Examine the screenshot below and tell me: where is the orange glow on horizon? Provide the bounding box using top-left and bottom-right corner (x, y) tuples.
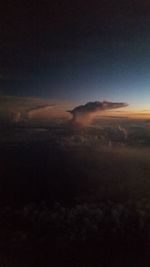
(96, 108), (150, 119)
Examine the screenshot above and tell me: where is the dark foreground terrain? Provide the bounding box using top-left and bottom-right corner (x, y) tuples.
(1, 125), (150, 266)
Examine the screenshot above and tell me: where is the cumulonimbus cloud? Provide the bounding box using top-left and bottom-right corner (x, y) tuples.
(68, 101), (128, 125)
(11, 105), (55, 122)
(0, 95), (70, 126)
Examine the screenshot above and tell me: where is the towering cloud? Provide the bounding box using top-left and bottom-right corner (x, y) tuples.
(68, 101), (128, 125)
(11, 105), (55, 123)
(0, 95), (71, 126)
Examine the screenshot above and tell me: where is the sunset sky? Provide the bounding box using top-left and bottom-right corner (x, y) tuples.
(0, 0), (150, 119)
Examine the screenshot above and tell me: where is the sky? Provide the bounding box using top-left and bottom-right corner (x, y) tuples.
(0, 0), (150, 114)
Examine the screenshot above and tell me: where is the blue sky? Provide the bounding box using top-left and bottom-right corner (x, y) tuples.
(1, 0), (150, 112)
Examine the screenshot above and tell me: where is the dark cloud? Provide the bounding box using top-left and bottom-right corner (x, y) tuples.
(68, 101), (128, 125)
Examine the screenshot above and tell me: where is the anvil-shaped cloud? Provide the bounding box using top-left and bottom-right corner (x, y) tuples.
(14, 104), (56, 122)
(68, 101), (128, 125)
(0, 95), (71, 126)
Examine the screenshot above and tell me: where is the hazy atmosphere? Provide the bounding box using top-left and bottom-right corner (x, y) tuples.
(1, 1), (150, 267)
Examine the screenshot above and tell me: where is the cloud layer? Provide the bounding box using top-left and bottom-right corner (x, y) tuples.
(0, 96), (128, 127)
